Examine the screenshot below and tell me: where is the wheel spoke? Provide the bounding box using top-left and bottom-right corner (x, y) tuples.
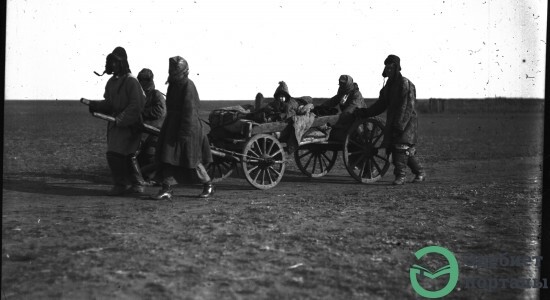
(266, 167), (274, 184)
(261, 138), (267, 155)
(298, 149), (312, 159)
(374, 153), (390, 163)
(365, 158), (373, 178)
(350, 154), (366, 170)
(359, 158), (367, 177)
(311, 154), (318, 174)
(373, 132), (383, 144)
(268, 166), (281, 177)
(267, 140), (275, 155)
(318, 154), (325, 173)
(248, 164), (260, 174)
(321, 152), (331, 164)
(271, 149), (283, 158)
(303, 152), (314, 169)
(350, 139), (366, 149)
(349, 150), (364, 156)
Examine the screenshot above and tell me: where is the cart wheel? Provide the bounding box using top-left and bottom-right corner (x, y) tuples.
(343, 117), (390, 183)
(207, 155), (236, 183)
(242, 134), (286, 190)
(294, 145), (337, 177)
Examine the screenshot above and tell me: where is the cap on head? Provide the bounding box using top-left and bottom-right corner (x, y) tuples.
(384, 54), (401, 71)
(274, 81), (290, 99)
(138, 68), (154, 81)
(111, 47), (128, 61)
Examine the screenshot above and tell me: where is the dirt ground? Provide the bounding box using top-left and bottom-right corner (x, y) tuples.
(2, 101), (544, 299)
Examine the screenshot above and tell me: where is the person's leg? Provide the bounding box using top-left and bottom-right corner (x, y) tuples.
(392, 145), (408, 185)
(106, 151), (129, 196)
(138, 136), (158, 182)
(407, 146), (426, 183)
(151, 163), (177, 200)
(196, 163), (214, 198)
(127, 154), (145, 193)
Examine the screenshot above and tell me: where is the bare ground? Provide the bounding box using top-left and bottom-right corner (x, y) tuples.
(2, 102), (544, 299)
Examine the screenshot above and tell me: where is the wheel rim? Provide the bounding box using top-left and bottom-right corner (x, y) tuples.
(242, 134), (286, 189)
(344, 118), (390, 183)
(206, 155), (236, 183)
(294, 145), (337, 178)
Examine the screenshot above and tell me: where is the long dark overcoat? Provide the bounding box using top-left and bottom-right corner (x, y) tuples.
(94, 73), (146, 155)
(365, 74), (418, 146)
(156, 77), (212, 168)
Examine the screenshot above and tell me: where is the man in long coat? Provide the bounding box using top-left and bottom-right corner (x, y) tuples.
(89, 47), (147, 195)
(136, 68), (166, 184)
(152, 56), (214, 200)
(355, 55), (426, 185)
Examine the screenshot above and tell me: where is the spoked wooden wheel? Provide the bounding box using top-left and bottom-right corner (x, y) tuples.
(206, 155), (236, 183)
(294, 144), (338, 178)
(242, 134), (286, 190)
(343, 117), (391, 183)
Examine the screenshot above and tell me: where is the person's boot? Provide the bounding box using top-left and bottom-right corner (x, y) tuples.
(151, 184), (173, 200)
(392, 150), (408, 185)
(106, 152), (129, 196)
(199, 182), (215, 198)
(407, 150), (426, 183)
(127, 155), (145, 194)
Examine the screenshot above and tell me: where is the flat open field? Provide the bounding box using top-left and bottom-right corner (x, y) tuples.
(2, 100), (544, 299)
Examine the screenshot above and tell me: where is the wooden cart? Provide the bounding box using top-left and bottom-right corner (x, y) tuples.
(206, 115), (391, 190)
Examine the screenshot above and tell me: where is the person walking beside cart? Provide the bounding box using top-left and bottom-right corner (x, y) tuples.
(354, 54), (426, 185)
(136, 68), (166, 185)
(152, 56), (214, 200)
(88, 46), (147, 196)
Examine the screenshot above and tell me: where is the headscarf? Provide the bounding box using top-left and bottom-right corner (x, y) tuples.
(166, 56), (189, 84)
(137, 68), (155, 93)
(337, 75), (354, 96)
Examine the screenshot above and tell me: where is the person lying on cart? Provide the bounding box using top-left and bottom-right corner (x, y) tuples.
(250, 81), (313, 123)
(313, 75), (367, 141)
(136, 68), (166, 185)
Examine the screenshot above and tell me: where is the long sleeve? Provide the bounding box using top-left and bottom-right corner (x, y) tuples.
(393, 79), (415, 131)
(115, 77), (146, 127)
(143, 91), (166, 121)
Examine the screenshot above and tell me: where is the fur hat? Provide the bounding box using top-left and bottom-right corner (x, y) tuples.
(274, 81), (290, 99)
(384, 54), (401, 71)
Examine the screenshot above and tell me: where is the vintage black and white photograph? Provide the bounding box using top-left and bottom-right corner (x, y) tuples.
(2, 0), (547, 299)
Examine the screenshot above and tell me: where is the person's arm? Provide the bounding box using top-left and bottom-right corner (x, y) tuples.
(320, 95), (339, 108)
(114, 76), (146, 127)
(354, 89), (389, 118)
(180, 81), (197, 135)
(89, 79), (113, 114)
(143, 90), (166, 121)
(393, 79), (415, 131)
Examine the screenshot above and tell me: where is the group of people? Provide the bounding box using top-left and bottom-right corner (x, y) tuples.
(88, 47), (426, 201)
(88, 47), (214, 200)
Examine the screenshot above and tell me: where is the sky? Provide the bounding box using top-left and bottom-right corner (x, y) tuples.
(4, 0), (547, 100)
